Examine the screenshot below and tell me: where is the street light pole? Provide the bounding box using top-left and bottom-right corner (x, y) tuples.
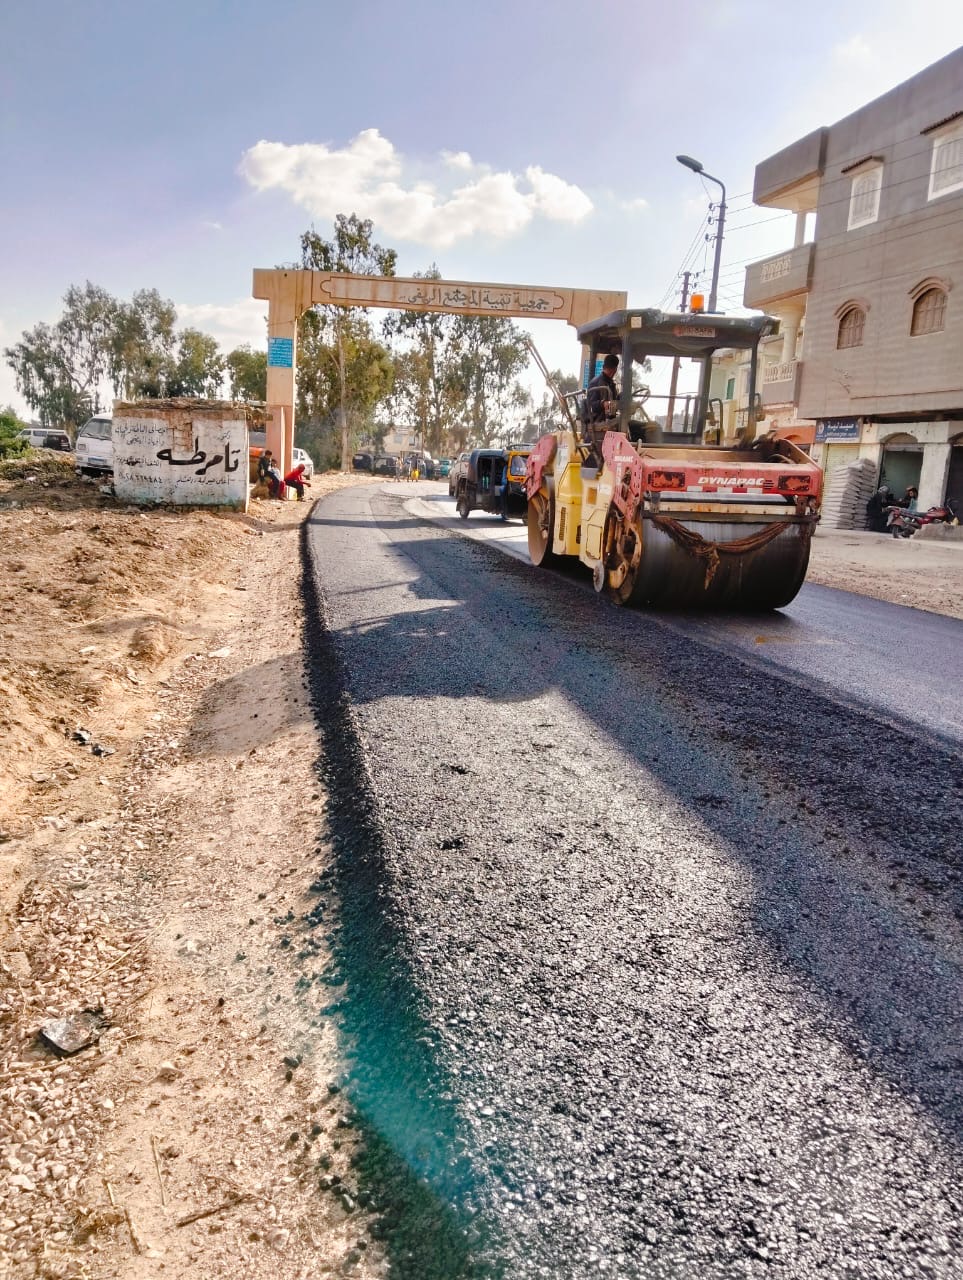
(677, 155), (728, 434)
(676, 154), (727, 312)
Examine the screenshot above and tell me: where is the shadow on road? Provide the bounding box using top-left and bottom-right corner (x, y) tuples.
(309, 496), (963, 1143)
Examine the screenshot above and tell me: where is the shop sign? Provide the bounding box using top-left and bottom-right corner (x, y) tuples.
(815, 417), (859, 442)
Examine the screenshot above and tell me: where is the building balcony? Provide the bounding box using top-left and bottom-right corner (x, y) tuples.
(753, 127), (826, 211)
(760, 358), (802, 407)
(743, 243), (814, 309)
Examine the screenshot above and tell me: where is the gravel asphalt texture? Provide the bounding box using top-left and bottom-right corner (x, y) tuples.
(302, 484), (963, 1280)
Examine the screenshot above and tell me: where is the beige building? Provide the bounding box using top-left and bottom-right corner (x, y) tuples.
(732, 47), (963, 509)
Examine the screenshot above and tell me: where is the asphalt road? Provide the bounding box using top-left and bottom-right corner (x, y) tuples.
(303, 483), (963, 1280)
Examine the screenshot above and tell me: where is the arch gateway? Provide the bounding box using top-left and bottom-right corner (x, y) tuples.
(251, 269), (628, 471)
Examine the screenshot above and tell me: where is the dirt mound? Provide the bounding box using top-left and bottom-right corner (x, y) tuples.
(0, 468), (258, 844)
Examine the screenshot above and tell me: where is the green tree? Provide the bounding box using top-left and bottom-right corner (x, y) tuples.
(5, 282), (118, 428)
(0, 406), (29, 459)
(445, 315), (529, 447)
(299, 215), (398, 469)
(109, 288), (177, 398)
(225, 344), (267, 401)
(382, 266), (460, 456)
(521, 367), (581, 437)
(167, 328), (225, 397)
(297, 307), (394, 467)
(5, 283), (227, 421)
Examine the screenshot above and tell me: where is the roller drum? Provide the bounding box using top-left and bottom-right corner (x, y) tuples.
(627, 516), (814, 611)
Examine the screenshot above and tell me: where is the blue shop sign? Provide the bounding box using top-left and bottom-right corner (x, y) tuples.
(582, 356), (607, 388)
(267, 337), (294, 368)
(815, 417), (859, 442)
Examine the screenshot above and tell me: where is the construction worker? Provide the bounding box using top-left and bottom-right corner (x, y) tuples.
(583, 354), (619, 460)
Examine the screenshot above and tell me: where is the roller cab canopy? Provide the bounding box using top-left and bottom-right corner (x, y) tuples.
(577, 309), (778, 361)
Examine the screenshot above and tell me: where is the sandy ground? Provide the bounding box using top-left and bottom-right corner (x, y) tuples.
(0, 459), (385, 1280)
(0, 462), (960, 1279)
(808, 525), (963, 619)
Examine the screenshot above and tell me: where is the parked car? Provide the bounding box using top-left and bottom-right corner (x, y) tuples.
(16, 427), (72, 452)
(448, 452), (470, 497)
(374, 454), (399, 476)
(352, 451), (374, 472)
(450, 446), (531, 521)
(437, 457), (452, 478)
(292, 447), (314, 480)
(74, 415), (113, 476)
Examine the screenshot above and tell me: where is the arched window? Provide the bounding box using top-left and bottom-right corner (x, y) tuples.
(911, 287), (947, 335)
(847, 164), (883, 229)
(836, 306), (865, 349)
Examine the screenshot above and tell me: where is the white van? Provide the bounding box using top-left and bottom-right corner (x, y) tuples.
(74, 415), (113, 476)
(16, 426), (72, 452)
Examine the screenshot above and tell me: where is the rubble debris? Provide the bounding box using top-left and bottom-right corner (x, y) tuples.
(38, 1008), (108, 1056)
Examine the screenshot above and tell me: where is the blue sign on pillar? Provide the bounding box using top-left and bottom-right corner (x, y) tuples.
(582, 357), (606, 388)
(267, 337), (294, 368)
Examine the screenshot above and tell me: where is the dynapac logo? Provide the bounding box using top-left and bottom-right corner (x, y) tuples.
(698, 475), (765, 485)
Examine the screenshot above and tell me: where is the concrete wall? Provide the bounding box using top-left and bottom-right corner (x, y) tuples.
(796, 49), (963, 420)
(113, 407), (249, 508)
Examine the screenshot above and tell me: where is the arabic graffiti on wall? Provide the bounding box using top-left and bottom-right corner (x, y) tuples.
(113, 415), (248, 508)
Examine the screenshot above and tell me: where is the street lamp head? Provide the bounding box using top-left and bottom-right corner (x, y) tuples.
(676, 154), (704, 174)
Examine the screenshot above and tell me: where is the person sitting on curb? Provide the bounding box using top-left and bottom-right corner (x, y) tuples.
(283, 462), (311, 501)
(256, 449), (274, 494)
(257, 449), (286, 499)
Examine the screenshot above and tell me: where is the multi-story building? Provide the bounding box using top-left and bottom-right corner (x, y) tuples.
(734, 47), (963, 509)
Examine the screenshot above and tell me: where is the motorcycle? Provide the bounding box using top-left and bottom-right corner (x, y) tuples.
(887, 497), (958, 538)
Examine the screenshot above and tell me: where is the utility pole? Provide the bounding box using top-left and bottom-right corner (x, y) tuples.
(665, 270), (692, 432)
(676, 156), (728, 433)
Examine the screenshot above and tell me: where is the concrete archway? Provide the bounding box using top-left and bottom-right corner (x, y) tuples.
(251, 268), (627, 471)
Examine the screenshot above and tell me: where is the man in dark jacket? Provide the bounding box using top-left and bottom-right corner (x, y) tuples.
(257, 449), (284, 498)
(582, 354), (619, 459)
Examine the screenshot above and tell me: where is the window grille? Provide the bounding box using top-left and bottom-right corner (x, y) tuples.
(836, 307), (865, 349)
(929, 125), (963, 200)
(847, 166), (882, 229)
(911, 288), (947, 335)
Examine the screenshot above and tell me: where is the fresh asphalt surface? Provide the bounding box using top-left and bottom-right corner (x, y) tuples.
(304, 483), (963, 1279)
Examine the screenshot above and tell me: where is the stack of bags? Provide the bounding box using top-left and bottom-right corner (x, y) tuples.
(819, 457), (878, 529)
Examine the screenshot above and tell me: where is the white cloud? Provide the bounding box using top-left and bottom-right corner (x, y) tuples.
(525, 166), (593, 222)
(832, 34), (874, 67)
(620, 197), (650, 213)
(441, 149), (474, 171)
(175, 297), (267, 350)
(201, 219), (224, 232)
(238, 128), (593, 249)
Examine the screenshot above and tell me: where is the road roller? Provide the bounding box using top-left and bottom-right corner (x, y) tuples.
(525, 309), (822, 609)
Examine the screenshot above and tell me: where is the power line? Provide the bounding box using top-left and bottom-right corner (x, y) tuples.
(724, 212), (796, 232)
(658, 214), (710, 307)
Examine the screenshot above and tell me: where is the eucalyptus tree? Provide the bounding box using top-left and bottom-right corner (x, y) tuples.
(298, 215), (398, 469)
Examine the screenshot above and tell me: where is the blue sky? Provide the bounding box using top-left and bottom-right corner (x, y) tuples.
(2, 1), (962, 416)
